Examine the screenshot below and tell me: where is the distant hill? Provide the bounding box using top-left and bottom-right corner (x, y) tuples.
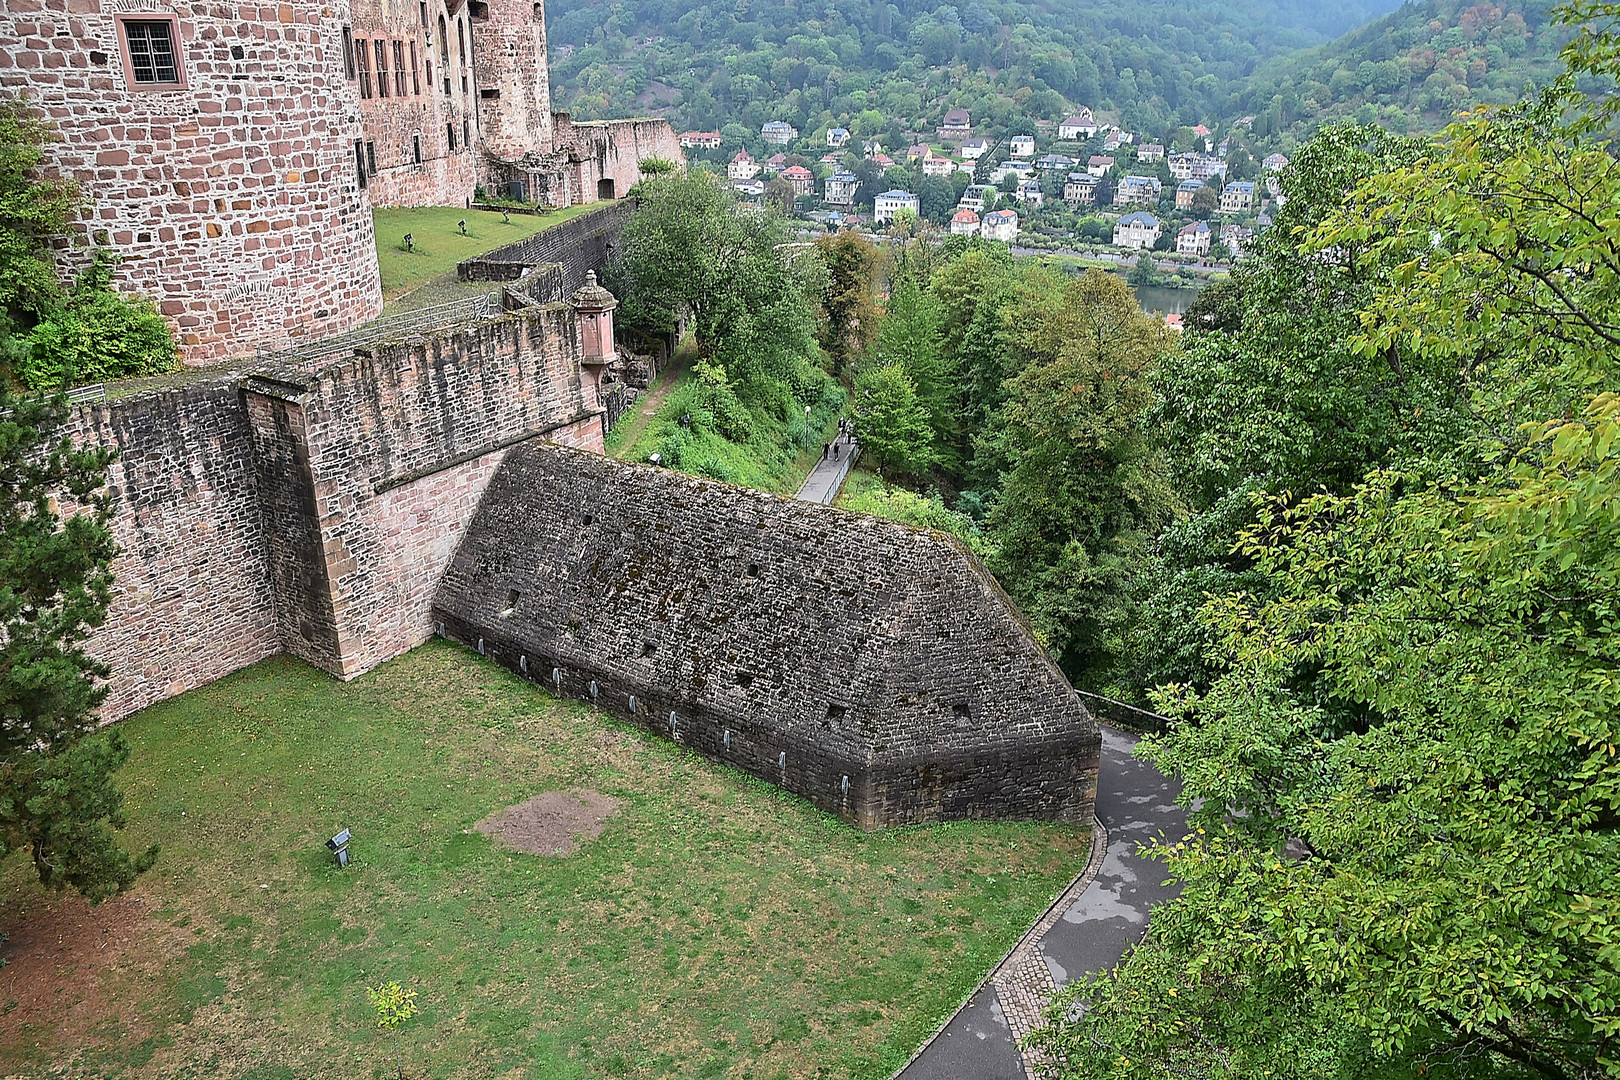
(544, 0), (1408, 146)
(1226, 0), (1568, 141)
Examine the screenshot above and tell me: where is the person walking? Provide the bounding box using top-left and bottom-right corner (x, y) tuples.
(822, 443), (829, 460)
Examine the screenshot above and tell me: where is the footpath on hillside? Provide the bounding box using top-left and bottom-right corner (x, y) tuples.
(795, 428), (859, 503)
(896, 726), (1187, 1080)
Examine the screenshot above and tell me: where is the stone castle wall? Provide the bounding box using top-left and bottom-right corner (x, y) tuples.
(434, 444), (1102, 830)
(78, 301), (603, 721)
(352, 0), (478, 207)
(457, 200), (631, 296)
(0, 0), (384, 364)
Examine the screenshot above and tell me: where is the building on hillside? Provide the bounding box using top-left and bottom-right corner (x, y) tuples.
(1255, 209), (1274, 230)
(1059, 110), (1098, 139)
(862, 138), (883, 159)
(940, 109), (972, 138)
(1263, 152), (1290, 171)
(873, 189), (920, 224)
(827, 128), (851, 147)
(992, 160), (1034, 184)
(763, 153), (787, 174)
(950, 208), (981, 236)
(1015, 179), (1044, 207)
(981, 209), (1019, 242)
(0, 0), (683, 365)
(761, 121), (799, 145)
(873, 153), (897, 167)
(1009, 134), (1036, 158)
(1169, 153), (1227, 182)
(1088, 155), (1116, 178)
(961, 137), (990, 160)
(732, 178), (766, 203)
(780, 165), (816, 196)
(922, 154), (957, 178)
(1113, 175), (1163, 207)
(824, 171), (859, 206)
(1220, 222), (1253, 256)
(1036, 153), (1075, 172)
(1063, 173), (1101, 205)
(958, 184), (997, 212)
(1102, 132), (1125, 153)
(1220, 180), (1256, 213)
(1176, 179), (1206, 209)
(1139, 143), (1166, 162)
(907, 144), (931, 163)
(680, 131), (723, 149)
(1176, 220), (1211, 256)
(1113, 211), (1162, 249)
(729, 152), (761, 180)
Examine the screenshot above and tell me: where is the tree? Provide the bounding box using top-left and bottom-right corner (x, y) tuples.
(814, 231), (881, 379)
(764, 175), (796, 215)
(1189, 182), (1218, 218)
(367, 981), (419, 1080)
(1033, 397), (1620, 1079)
(0, 95), (76, 318)
(980, 269), (1175, 683)
(0, 384), (159, 901)
(852, 363), (937, 477)
(613, 171), (819, 392)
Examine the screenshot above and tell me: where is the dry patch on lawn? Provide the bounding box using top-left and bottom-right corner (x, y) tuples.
(475, 789), (623, 856)
(0, 892), (168, 1049)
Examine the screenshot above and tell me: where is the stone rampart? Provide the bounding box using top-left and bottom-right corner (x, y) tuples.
(79, 301), (603, 721)
(433, 443), (1102, 830)
(456, 200), (632, 294)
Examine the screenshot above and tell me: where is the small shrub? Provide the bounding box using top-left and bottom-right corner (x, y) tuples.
(19, 256), (177, 390)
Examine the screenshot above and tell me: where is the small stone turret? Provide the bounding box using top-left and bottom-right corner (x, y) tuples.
(568, 269), (617, 404)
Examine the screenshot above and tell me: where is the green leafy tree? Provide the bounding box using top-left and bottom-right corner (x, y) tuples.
(0, 95), (76, 318)
(852, 363), (937, 478)
(367, 981), (419, 1080)
(980, 268), (1175, 683)
(0, 385), (159, 901)
(814, 231), (881, 379)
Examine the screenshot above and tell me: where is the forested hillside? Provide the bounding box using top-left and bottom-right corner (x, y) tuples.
(1229, 0), (1567, 139)
(545, 0), (1404, 141)
(545, 0), (1568, 147)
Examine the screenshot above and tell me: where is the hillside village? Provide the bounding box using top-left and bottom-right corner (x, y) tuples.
(680, 104), (1285, 278)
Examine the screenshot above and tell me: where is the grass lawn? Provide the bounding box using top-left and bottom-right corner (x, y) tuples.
(0, 643), (1089, 1080)
(372, 204), (607, 300)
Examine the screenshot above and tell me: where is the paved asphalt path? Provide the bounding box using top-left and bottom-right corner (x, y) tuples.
(795, 432), (858, 504)
(898, 725), (1187, 1080)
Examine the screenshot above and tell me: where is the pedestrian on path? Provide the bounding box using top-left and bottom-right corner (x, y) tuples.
(822, 443), (829, 460)
(833, 443), (840, 460)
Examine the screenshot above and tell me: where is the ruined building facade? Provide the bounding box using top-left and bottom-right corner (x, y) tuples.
(0, 0), (681, 363)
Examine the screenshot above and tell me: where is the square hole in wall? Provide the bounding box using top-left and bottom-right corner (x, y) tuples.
(952, 701), (971, 718)
(641, 641), (656, 657)
(747, 563), (760, 578)
(582, 513), (594, 525)
(736, 672), (754, 688)
(230, 44), (244, 59)
(826, 704), (847, 721)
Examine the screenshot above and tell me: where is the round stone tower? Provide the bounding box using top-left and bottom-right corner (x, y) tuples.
(0, 0), (384, 364)
(471, 0), (554, 167)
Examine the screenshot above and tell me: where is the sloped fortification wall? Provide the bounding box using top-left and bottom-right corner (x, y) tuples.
(456, 201), (632, 291)
(433, 443), (1101, 830)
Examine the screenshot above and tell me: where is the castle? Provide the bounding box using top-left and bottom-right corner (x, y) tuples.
(0, 0), (682, 364)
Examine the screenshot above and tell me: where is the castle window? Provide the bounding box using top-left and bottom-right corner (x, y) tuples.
(118, 17), (183, 87)
(468, 0), (489, 19)
(446, 123), (456, 151)
(341, 27), (356, 78)
(409, 41), (420, 95)
(356, 37), (372, 98)
(393, 41), (407, 95)
(354, 141), (367, 188)
(374, 39), (389, 97)
(457, 19), (466, 64)
(419, 0), (428, 27)
(463, 118), (471, 147)
(413, 133), (422, 164)
(437, 15), (449, 64)
(365, 141), (376, 176)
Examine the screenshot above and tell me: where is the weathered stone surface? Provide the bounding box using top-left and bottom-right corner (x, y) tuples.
(77, 301), (604, 721)
(433, 443), (1102, 830)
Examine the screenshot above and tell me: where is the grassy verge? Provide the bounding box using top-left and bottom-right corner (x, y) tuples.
(835, 467), (990, 556)
(372, 204), (606, 300)
(0, 644), (1088, 1080)
(607, 368), (846, 497)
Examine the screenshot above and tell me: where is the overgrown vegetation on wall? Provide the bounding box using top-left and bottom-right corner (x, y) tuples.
(0, 97), (175, 390)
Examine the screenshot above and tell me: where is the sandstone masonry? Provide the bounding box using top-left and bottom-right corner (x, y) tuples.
(2, 0), (681, 364)
(433, 443), (1103, 830)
